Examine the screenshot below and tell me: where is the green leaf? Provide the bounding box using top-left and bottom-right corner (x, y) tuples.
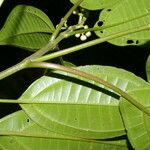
(95, 0), (150, 46)
(70, 0), (121, 10)
(146, 55), (150, 82)
(19, 65), (149, 139)
(0, 110), (128, 150)
(0, 5), (55, 51)
(120, 88), (150, 150)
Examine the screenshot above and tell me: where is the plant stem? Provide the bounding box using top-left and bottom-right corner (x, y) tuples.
(0, 60), (29, 80)
(0, 23), (150, 80)
(0, 1), (83, 80)
(32, 23), (150, 62)
(27, 62), (150, 116)
(33, 10), (150, 59)
(29, 0), (83, 58)
(28, 33), (65, 59)
(1, 1), (149, 80)
(0, 31), (68, 80)
(50, 0), (84, 41)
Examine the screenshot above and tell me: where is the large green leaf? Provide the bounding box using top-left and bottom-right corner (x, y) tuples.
(146, 55), (150, 82)
(0, 110), (128, 150)
(120, 88), (150, 150)
(19, 65), (149, 139)
(70, 0), (121, 10)
(95, 0), (150, 46)
(0, 5), (55, 51)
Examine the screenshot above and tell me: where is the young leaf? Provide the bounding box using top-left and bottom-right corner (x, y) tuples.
(95, 0), (150, 47)
(120, 88), (150, 150)
(146, 55), (150, 82)
(19, 65), (149, 139)
(0, 110), (128, 150)
(70, 0), (121, 10)
(0, 5), (55, 51)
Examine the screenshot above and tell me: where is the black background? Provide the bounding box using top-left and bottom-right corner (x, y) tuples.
(0, 0), (149, 117)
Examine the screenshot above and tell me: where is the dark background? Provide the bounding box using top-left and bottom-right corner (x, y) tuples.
(0, 0), (149, 117)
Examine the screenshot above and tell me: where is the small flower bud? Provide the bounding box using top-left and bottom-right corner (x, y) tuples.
(84, 25), (88, 29)
(85, 31), (91, 37)
(73, 10), (77, 15)
(75, 33), (81, 38)
(80, 34), (87, 41)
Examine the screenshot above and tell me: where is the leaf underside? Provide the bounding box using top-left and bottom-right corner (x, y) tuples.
(0, 5), (55, 51)
(0, 110), (128, 150)
(95, 0), (150, 47)
(120, 88), (150, 150)
(19, 65), (149, 139)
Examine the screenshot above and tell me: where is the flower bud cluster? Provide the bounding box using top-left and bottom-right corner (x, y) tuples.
(75, 25), (92, 41)
(73, 10), (92, 41)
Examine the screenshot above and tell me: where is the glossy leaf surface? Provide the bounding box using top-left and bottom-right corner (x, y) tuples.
(95, 0), (150, 46)
(19, 65), (149, 139)
(0, 110), (128, 150)
(0, 5), (55, 50)
(120, 88), (150, 150)
(70, 0), (121, 10)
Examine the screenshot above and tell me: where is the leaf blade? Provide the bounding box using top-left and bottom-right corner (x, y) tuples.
(19, 65), (149, 139)
(120, 88), (150, 150)
(95, 0), (150, 46)
(0, 5), (55, 50)
(0, 110), (128, 150)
